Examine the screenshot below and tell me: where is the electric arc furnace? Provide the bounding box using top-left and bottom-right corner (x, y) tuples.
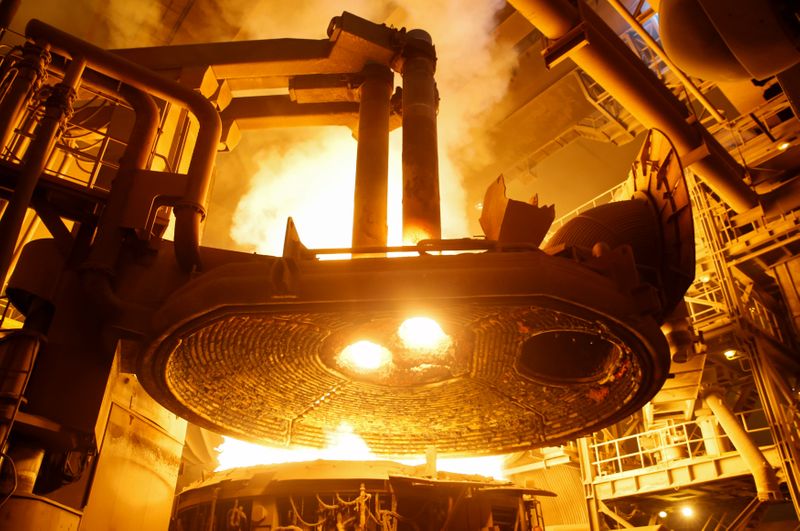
(0, 6), (696, 530)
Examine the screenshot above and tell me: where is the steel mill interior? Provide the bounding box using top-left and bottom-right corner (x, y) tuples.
(0, 0), (798, 529)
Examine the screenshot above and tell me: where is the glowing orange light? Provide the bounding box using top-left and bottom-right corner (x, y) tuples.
(215, 422), (376, 471)
(403, 226), (433, 246)
(339, 340), (392, 371)
(724, 349), (737, 360)
(778, 141), (791, 151)
(398, 317), (451, 353)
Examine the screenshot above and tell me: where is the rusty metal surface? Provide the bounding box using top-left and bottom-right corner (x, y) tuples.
(139, 250), (669, 456)
(78, 402), (185, 531)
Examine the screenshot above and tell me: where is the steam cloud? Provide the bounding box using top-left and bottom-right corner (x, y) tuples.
(18, 0), (517, 253)
(227, 0), (517, 253)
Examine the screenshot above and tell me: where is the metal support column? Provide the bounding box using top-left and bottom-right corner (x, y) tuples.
(401, 29), (440, 243)
(0, 57), (84, 285)
(0, 42), (49, 155)
(578, 436), (603, 530)
(352, 64), (392, 248)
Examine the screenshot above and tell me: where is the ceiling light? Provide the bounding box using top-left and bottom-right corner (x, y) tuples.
(778, 141), (791, 151)
(680, 506), (694, 517)
(338, 340), (392, 371)
(658, 510), (667, 518)
(398, 317), (451, 353)
(724, 349), (737, 360)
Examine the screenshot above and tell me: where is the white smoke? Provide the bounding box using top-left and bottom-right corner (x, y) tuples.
(26, 0), (517, 252)
(229, 0), (517, 253)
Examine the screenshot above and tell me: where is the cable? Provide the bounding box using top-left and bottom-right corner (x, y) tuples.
(315, 494), (339, 510)
(288, 496), (325, 528)
(0, 453), (17, 508)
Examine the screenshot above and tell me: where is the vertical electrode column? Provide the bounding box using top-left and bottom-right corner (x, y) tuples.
(353, 64), (393, 248)
(401, 29), (441, 243)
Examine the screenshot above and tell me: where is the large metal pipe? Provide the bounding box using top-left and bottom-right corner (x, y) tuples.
(401, 29), (441, 243)
(353, 64), (392, 247)
(85, 85), (159, 270)
(0, 42), (49, 156)
(509, 0), (760, 213)
(25, 19), (222, 272)
(0, 57), (85, 286)
(82, 85), (160, 319)
(703, 389), (781, 501)
(604, 0), (725, 123)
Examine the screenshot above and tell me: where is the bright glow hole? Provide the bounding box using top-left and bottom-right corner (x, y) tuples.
(778, 141), (791, 151)
(339, 341), (392, 371)
(680, 506), (694, 518)
(724, 349), (737, 360)
(398, 317), (452, 352)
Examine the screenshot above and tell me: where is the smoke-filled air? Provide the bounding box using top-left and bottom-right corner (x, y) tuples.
(224, 0), (517, 254)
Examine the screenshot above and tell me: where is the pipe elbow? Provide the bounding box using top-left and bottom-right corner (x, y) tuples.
(173, 206), (203, 272)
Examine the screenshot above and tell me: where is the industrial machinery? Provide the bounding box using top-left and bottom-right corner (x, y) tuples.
(0, 2), (708, 529)
(172, 460), (554, 530)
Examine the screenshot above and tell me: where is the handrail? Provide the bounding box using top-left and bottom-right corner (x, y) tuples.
(25, 19), (222, 272)
(589, 410), (774, 477)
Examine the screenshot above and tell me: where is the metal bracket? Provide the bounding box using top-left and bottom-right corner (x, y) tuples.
(542, 22), (589, 69)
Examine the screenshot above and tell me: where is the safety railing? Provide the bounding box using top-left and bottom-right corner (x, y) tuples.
(589, 410), (773, 478)
(545, 179), (629, 241)
(0, 30), (182, 194)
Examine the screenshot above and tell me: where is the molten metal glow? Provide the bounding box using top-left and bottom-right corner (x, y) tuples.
(398, 317), (451, 352)
(339, 340), (392, 370)
(216, 422), (375, 471)
(216, 424), (507, 479)
(403, 226), (433, 245)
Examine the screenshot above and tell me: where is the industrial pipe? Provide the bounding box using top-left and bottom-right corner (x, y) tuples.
(353, 64), (392, 247)
(81, 85), (160, 321)
(0, 331), (42, 454)
(660, 300), (695, 363)
(0, 42), (49, 157)
(604, 0), (725, 123)
(25, 19), (222, 272)
(401, 29), (441, 243)
(509, 0), (760, 213)
(0, 57), (85, 286)
(85, 85), (159, 271)
(703, 389), (781, 501)
(0, 294), (51, 460)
